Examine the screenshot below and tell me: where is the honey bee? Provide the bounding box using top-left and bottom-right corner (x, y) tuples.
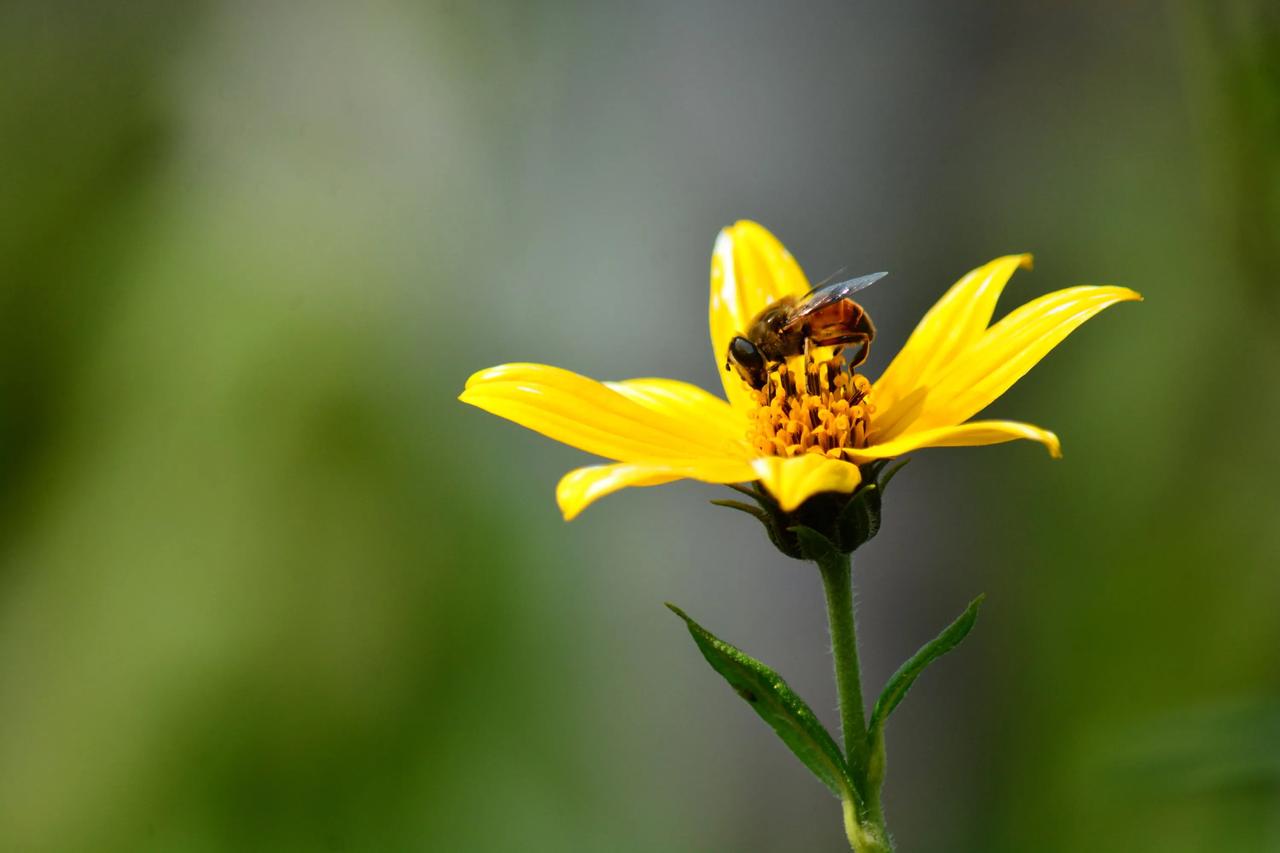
(724, 272), (886, 389)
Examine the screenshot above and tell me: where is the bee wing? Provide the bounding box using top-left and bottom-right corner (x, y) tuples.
(788, 272), (888, 318)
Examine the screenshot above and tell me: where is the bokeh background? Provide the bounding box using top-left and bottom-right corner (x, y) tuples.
(2, 1), (1278, 851)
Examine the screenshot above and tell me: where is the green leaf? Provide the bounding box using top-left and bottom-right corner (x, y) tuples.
(666, 603), (858, 803)
(867, 595), (984, 737)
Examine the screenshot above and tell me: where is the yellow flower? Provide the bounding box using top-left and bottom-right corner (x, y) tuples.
(460, 221), (1140, 520)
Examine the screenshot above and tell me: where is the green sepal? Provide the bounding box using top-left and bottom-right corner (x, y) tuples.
(790, 524), (841, 564)
(835, 483), (881, 551)
(708, 499), (770, 522)
(666, 603), (859, 804)
(711, 485), (805, 559)
(834, 458), (910, 552)
(867, 594), (984, 738)
(859, 458), (894, 482)
(713, 458), (910, 560)
(877, 457), (911, 490)
(725, 483), (767, 501)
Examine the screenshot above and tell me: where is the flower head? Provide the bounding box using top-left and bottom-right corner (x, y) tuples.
(460, 222), (1140, 520)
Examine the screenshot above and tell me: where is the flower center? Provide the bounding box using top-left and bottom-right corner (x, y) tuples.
(745, 352), (874, 458)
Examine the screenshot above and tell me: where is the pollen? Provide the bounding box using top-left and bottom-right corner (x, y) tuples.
(745, 352), (874, 458)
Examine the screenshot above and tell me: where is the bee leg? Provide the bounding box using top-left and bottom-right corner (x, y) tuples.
(846, 336), (871, 368)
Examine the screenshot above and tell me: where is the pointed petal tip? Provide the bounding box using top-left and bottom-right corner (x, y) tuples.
(848, 420), (1064, 462)
(457, 385), (485, 406)
(1091, 286), (1144, 308)
(555, 469), (593, 522)
(1081, 285), (1143, 303)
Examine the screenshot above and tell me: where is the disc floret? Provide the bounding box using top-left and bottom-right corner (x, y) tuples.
(746, 352), (875, 459)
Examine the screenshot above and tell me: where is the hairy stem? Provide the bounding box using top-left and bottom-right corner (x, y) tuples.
(842, 797), (891, 853)
(818, 551), (868, 780)
(819, 551), (891, 850)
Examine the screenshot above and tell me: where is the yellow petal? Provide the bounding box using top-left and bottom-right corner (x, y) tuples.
(557, 459), (756, 521)
(751, 454), (862, 512)
(461, 363), (752, 463)
(845, 420), (1061, 462)
(906, 285), (1142, 431)
(874, 254), (1032, 412)
(605, 378), (744, 445)
(710, 221), (811, 410)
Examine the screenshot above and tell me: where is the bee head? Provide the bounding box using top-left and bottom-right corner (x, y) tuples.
(725, 336), (769, 389)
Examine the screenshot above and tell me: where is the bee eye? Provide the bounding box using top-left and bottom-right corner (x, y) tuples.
(726, 336), (767, 387)
(727, 336), (762, 366)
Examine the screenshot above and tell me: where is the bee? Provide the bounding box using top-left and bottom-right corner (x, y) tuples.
(725, 271), (887, 389)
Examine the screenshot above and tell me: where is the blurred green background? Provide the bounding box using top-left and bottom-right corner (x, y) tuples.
(1, 2), (1277, 851)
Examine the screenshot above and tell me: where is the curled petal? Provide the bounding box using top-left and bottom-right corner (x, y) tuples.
(557, 459), (756, 521)
(845, 420), (1061, 463)
(874, 254), (1032, 411)
(710, 221), (811, 410)
(907, 285), (1142, 431)
(751, 454), (862, 513)
(460, 363), (751, 463)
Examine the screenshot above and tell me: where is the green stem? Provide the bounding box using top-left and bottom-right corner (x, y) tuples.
(817, 551), (868, 780)
(842, 797), (891, 853)
(818, 550), (891, 851)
